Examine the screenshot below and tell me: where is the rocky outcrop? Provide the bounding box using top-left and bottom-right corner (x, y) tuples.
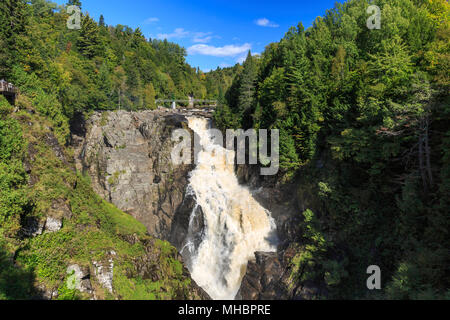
(236, 249), (327, 300)
(236, 252), (287, 300)
(169, 188), (205, 251)
(44, 216), (62, 233)
(21, 199), (70, 237)
(234, 164), (326, 300)
(67, 264), (93, 295)
(235, 164), (302, 248)
(125, 234), (210, 300)
(73, 110), (194, 240)
(93, 251), (116, 294)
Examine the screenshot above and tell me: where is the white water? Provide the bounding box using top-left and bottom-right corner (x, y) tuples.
(182, 117), (277, 300)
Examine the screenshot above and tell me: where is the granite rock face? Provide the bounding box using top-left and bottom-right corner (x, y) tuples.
(236, 252), (288, 300)
(236, 249), (326, 300)
(127, 235), (210, 300)
(234, 164), (326, 300)
(73, 110), (194, 240)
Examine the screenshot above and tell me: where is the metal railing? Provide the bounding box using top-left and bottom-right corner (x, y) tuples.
(155, 99), (217, 104)
(155, 99), (217, 110)
(0, 80), (18, 94)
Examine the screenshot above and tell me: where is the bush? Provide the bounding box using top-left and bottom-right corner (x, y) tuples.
(0, 96), (12, 118)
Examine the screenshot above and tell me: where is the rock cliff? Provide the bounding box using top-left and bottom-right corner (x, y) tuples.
(234, 164), (325, 300)
(72, 110), (194, 241)
(70, 110), (319, 300)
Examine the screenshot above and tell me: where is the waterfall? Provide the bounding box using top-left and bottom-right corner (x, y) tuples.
(182, 117), (277, 300)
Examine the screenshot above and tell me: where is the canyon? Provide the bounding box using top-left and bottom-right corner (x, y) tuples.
(72, 109), (316, 300)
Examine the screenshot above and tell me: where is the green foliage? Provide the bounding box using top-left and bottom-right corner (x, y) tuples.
(290, 210), (348, 295)
(0, 243), (35, 300)
(0, 116), (29, 236)
(1, 0), (236, 146)
(213, 103), (239, 130)
(77, 14), (103, 59)
(0, 105), (195, 300)
(0, 96), (13, 117)
(0, 0), (447, 301)
(0, 0), (27, 78)
(221, 0), (449, 299)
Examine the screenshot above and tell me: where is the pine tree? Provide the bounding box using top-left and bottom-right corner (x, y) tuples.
(130, 28), (145, 49)
(0, 38), (8, 80)
(77, 14), (102, 58)
(99, 14), (105, 27)
(68, 0), (82, 9)
(237, 51), (258, 127)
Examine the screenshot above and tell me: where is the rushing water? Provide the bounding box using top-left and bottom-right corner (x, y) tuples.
(181, 117), (277, 300)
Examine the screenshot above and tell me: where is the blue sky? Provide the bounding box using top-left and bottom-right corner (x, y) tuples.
(55, 0), (340, 71)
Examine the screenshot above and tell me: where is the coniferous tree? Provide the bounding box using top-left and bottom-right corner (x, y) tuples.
(68, 0), (82, 9)
(0, 0), (27, 79)
(237, 51), (258, 127)
(99, 14), (105, 27)
(77, 14), (102, 58)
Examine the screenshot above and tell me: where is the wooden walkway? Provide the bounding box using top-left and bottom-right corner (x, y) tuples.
(155, 98), (217, 109)
(0, 80), (18, 105)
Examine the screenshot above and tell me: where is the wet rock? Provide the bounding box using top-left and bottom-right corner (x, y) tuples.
(169, 189), (205, 251)
(236, 252), (288, 300)
(237, 247), (326, 300)
(234, 162), (320, 300)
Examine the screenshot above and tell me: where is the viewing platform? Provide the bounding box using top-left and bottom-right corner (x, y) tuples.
(155, 97), (217, 110)
(0, 79), (18, 105)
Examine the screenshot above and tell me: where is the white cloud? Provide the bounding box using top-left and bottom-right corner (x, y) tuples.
(188, 43), (251, 57)
(192, 32), (214, 43)
(157, 29), (219, 43)
(144, 17), (159, 24)
(219, 63), (232, 68)
(255, 18), (279, 28)
(157, 28), (190, 40)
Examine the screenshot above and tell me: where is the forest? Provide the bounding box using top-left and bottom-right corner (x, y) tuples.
(0, 0), (235, 143)
(214, 0), (449, 299)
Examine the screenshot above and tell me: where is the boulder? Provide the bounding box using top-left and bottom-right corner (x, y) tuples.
(45, 217), (62, 233)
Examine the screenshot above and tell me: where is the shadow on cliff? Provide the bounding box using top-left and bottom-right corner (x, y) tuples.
(69, 112), (86, 138)
(0, 245), (37, 300)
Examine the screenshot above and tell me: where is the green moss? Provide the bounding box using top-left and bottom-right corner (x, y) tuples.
(107, 170), (126, 186)
(114, 144), (126, 150)
(99, 112), (109, 127)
